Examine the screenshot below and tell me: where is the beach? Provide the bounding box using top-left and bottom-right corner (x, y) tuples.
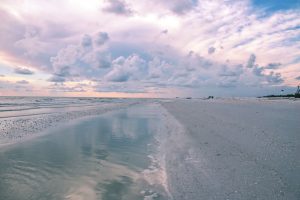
(161, 98), (300, 200)
(0, 97), (299, 199)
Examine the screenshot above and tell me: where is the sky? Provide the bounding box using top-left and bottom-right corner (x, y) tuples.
(0, 0), (299, 97)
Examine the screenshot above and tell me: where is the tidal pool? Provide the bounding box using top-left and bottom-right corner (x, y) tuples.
(0, 105), (168, 200)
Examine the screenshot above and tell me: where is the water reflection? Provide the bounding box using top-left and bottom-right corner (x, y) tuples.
(0, 105), (167, 200)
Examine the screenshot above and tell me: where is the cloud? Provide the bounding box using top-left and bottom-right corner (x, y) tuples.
(160, 0), (198, 14)
(1, 0), (300, 96)
(94, 82), (147, 93)
(47, 75), (65, 82)
(265, 71), (283, 84)
(219, 65), (243, 77)
(48, 84), (86, 92)
(50, 32), (111, 81)
(249, 56), (284, 85)
(81, 34), (93, 48)
(16, 80), (29, 84)
(264, 63), (281, 69)
(296, 76), (300, 80)
(252, 66), (264, 76)
(161, 29), (168, 34)
(103, 0), (133, 16)
(246, 54), (256, 68)
(208, 47), (216, 55)
(95, 32), (110, 46)
(14, 67), (34, 75)
(105, 54), (147, 82)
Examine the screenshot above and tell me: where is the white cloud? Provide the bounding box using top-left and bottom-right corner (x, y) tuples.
(1, 0), (299, 96)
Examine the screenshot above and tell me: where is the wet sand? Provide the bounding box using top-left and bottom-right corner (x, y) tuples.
(161, 98), (300, 200)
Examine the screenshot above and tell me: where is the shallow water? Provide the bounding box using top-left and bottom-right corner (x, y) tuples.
(0, 96), (127, 118)
(0, 105), (168, 200)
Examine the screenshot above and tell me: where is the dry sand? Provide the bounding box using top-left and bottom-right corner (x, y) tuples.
(160, 98), (300, 200)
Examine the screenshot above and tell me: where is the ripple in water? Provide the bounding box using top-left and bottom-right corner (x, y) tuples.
(0, 105), (169, 200)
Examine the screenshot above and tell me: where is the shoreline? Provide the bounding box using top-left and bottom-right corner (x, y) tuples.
(0, 100), (142, 148)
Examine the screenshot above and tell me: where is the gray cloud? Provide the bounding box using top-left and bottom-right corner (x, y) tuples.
(246, 54), (256, 68)
(266, 72), (283, 84)
(16, 80), (29, 84)
(219, 65), (243, 77)
(81, 34), (93, 48)
(264, 63), (281, 69)
(208, 47), (216, 55)
(50, 32), (111, 81)
(105, 54), (147, 82)
(14, 67), (34, 75)
(95, 32), (109, 46)
(0, 74), (5, 77)
(161, 29), (168, 34)
(47, 75), (66, 82)
(54, 66), (71, 77)
(296, 76), (300, 80)
(252, 66), (264, 76)
(185, 51), (212, 70)
(103, 0), (133, 16)
(249, 58), (283, 85)
(105, 69), (129, 82)
(166, 0), (198, 14)
(218, 77), (239, 88)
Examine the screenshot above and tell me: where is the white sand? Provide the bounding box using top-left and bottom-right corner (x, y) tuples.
(160, 98), (300, 200)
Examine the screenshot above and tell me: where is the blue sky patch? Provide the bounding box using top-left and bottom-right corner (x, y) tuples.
(252, 0), (300, 12)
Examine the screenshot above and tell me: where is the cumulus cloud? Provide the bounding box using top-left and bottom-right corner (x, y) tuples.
(265, 72), (283, 84)
(249, 56), (284, 85)
(105, 54), (147, 82)
(95, 32), (109, 46)
(14, 67), (34, 75)
(103, 0), (133, 16)
(81, 34), (93, 48)
(1, 0), (300, 96)
(50, 32), (110, 81)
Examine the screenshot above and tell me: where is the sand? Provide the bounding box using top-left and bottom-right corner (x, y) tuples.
(1, 97), (299, 199)
(160, 98), (300, 200)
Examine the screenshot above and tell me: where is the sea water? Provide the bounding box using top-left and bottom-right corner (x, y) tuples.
(0, 104), (168, 200)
